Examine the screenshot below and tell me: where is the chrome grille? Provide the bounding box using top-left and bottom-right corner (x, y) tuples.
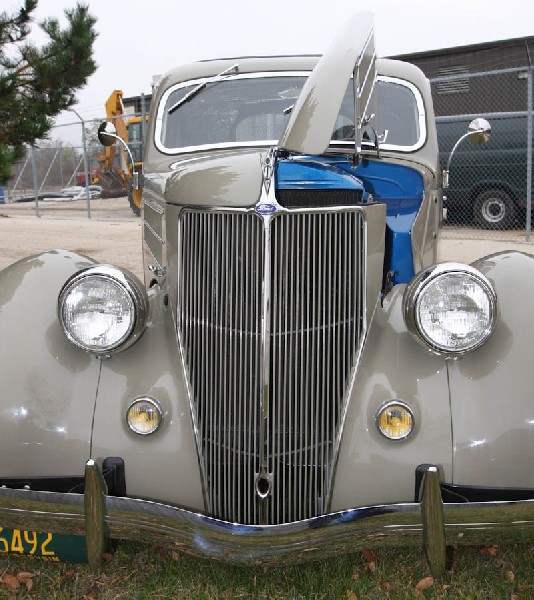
(178, 209), (366, 525)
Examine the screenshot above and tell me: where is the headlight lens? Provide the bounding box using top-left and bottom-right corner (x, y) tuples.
(58, 265), (147, 354)
(404, 263), (496, 355)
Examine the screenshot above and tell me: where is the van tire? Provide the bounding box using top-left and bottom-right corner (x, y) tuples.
(473, 188), (516, 229)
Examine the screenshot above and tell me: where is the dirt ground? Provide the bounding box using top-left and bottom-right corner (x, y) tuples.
(1, 196), (534, 281)
(0, 196), (144, 277)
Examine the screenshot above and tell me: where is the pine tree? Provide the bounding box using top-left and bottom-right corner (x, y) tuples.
(0, 1), (97, 182)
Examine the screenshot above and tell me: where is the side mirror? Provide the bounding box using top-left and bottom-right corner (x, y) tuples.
(467, 117), (491, 145)
(97, 121), (118, 147)
(443, 118), (491, 188)
(97, 121), (140, 190)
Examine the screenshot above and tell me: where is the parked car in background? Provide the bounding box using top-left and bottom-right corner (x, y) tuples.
(2, 13), (534, 577)
(438, 112), (533, 229)
(60, 185), (103, 199)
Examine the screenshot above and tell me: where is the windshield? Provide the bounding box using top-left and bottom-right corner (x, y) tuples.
(155, 73), (425, 154)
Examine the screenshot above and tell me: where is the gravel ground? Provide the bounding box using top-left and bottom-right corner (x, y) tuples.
(1, 196), (534, 281)
(0, 196), (143, 277)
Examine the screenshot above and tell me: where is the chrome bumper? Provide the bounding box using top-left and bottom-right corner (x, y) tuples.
(1, 462), (534, 576)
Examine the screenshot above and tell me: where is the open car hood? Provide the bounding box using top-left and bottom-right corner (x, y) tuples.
(279, 12), (376, 156)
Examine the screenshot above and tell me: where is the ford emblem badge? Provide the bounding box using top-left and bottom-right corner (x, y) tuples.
(255, 203), (277, 215)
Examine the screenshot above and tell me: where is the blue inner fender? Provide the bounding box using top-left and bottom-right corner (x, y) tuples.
(276, 157), (424, 284)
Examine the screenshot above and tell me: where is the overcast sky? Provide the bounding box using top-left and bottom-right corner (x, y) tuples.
(27, 0), (534, 128)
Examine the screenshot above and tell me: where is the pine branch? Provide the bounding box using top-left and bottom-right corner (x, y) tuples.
(0, 1), (97, 183)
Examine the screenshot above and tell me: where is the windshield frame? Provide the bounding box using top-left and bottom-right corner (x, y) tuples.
(154, 71), (427, 156)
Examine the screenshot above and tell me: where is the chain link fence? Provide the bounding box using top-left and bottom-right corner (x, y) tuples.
(3, 69), (534, 236)
(431, 66), (533, 238)
(3, 108), (147, 217)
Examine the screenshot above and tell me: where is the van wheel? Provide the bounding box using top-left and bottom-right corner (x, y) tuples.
(473, 189), (516, 229)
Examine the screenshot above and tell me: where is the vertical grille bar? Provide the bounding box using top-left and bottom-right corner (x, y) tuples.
(178, 209), (365, 525)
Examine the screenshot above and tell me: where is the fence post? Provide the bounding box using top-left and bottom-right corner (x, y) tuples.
(527, 66), (533, 241)
(69, 108), (91, 219)
(140, 93), (147, 160)
(31, 147), (40, 217)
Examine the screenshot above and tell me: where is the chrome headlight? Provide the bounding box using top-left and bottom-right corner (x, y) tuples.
(58, 265), (148, 354)
(403, 263), (497, 356)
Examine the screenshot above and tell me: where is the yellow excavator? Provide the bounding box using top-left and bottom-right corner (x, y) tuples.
(98, 90), (146, 215)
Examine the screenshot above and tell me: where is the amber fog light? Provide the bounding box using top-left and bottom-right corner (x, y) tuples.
(376, 402), (414, 440)
(127, 398), (163, 435)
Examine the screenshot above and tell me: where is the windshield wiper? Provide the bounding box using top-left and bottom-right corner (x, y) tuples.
(167, 63), (239, 114)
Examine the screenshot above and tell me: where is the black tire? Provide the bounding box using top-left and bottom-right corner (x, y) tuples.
(473, 188), (516, 230)
(127, 183), (141, 217)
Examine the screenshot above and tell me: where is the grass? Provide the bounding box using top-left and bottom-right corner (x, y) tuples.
(2, 541), (534, 599)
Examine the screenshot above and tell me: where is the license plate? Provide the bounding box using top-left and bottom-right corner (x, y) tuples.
(0, 527), (87, 563)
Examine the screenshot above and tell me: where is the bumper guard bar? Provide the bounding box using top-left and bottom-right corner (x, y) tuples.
(1, 462), (534, 575)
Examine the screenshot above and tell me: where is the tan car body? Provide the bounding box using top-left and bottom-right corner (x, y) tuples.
(1, 13), (534, 574)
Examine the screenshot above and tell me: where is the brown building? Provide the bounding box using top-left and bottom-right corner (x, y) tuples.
(391, 37), (534, 116)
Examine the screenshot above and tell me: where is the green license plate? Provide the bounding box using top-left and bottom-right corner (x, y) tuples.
(0, 526), (87, 563)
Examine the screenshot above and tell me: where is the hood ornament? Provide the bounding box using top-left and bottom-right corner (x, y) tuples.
(261, 147), (277, 193)
(255, 147), (281, 216)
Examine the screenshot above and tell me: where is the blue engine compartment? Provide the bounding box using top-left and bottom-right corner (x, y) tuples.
(276, 156), (424, 285)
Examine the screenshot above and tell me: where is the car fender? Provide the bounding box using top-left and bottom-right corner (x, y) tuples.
(90, 286), (205, 511)
(448, 250), (534, 488)
(331, 288), (451, 510)
(0, 250), (100, 477)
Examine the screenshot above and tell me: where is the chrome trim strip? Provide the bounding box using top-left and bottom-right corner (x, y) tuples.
(143, 193), (167, 282)
(144, 221), (165, 246)
(1, 464), (534, 570)
(144, 198), (165, 215)
(372, 76), (426, 153)
(257, 181), (276, 521)
(142, 239), (165, 275)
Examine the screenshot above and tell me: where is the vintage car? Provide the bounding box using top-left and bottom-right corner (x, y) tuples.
(1, 13), (534, 576)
